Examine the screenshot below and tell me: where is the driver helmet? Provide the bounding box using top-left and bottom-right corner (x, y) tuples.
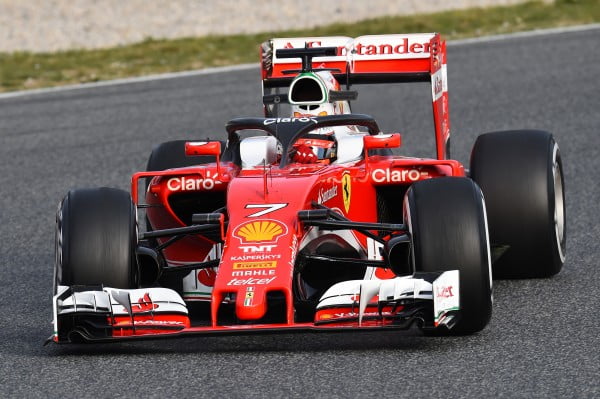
(288, 71), (350, 162)
(289, 71), (348, 118)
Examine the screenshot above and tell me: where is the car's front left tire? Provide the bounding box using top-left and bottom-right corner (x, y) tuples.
(54, 187), (137, 292)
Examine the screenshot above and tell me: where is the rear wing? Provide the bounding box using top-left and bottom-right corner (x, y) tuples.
(260, 33), (450, 159)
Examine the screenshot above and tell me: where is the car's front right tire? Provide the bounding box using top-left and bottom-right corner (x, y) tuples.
(405, 177), (492, 335)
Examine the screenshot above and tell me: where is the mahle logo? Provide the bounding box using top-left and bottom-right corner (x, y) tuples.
(233, 220), (287, 244)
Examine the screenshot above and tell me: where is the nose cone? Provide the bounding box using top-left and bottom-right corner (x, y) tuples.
(235, 286), (269, 320)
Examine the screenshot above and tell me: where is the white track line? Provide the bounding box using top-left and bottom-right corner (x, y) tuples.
(0, 63), (257, 100)
(1, 23), (598, 100)
(449, 23), (600, 46)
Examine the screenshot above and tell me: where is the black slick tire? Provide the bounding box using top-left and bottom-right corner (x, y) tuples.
(146, 140), (215, 172)
(55, 187), (137, 291)
(144, 139), (219, 230)
(470, 130), (565, 278)
(405, 177), (492, 335)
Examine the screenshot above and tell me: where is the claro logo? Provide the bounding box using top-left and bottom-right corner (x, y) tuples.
(167, 174), (222, 191)
(264, 117), (317, 125)
(371, 168), (429, 183)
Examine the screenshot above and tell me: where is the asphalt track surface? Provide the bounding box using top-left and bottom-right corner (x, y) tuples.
(1, 27), (598, 398)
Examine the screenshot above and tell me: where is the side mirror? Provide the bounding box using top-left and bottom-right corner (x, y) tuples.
(363, 133), (401, 150)
(184, 141), (222, 175)
(185, 141), (221, 157)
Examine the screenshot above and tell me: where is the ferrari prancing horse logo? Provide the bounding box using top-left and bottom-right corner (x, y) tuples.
(342, 173), (351, 213)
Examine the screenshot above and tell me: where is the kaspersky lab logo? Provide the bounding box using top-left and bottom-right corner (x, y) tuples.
(233, 220), (288, 244)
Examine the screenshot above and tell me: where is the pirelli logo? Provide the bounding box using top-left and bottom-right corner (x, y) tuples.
(233, 261), (277, 270)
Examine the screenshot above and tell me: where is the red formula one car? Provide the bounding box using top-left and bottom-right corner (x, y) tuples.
(49, 33), (565, 344)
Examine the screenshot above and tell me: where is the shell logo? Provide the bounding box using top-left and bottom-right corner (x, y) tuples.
(233, 220), (287, 244)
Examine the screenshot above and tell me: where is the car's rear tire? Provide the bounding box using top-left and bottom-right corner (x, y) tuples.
(144, 140), (224, 291)
(145, 140), (206, 231)
(470, 130), (565, 278)
(145, 139), (225, 228)
(55, 187), (137, 292)
(405, 177), (492, 334)
(146, 139), (231, 173)
(146, 140), (215, 172)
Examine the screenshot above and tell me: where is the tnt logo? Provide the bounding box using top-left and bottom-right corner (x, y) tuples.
(240, 245), (277, 253)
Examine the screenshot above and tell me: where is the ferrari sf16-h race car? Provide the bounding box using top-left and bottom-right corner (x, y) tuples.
(49, 33), (566, 344)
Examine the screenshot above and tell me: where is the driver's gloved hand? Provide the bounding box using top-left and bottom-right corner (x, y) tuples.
(292, 144), (318, 163)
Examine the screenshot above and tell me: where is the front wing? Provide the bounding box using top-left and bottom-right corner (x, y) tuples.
(49, 271), (459, 344)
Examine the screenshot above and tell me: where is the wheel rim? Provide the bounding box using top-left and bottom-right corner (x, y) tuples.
(553, 145), (566, 263)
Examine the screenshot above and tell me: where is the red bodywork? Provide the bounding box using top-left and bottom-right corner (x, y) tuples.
(130, 156), (463, 332)
(124, 32), (459, 334)
(52, 33), (465, 342)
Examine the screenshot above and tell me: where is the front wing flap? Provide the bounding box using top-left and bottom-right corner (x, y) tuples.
(315, 270), (459, 329)
(49, 271), (459, 343)
(51, 286), (190, 343)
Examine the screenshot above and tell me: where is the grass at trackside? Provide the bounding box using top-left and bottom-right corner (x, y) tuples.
(0, 0), (597, 93)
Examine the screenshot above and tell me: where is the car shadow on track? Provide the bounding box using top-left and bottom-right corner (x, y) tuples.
(43, 327), (481, 356)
